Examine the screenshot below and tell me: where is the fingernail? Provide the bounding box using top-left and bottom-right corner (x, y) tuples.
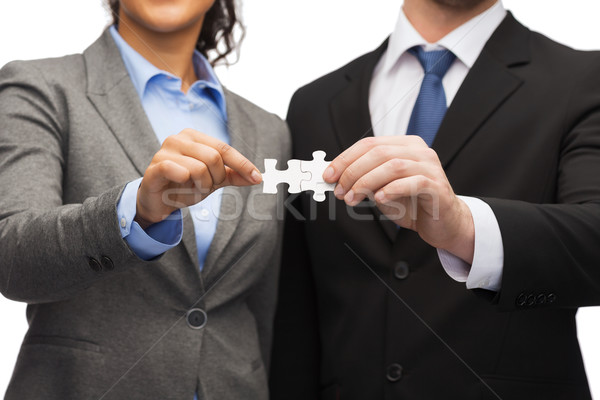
(251, 170), (262, 184)
(375, 191), (385, 202)
(334, 184), (345, 198)
(323, 166), (335, 182)
(345, 190), (354, 204)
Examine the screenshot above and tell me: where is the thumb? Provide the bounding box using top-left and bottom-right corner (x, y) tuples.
(215, 166), (262, 189)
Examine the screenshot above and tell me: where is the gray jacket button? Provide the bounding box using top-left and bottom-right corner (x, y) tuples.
(88, 257), (102, 272)
(186, 308), (207, 330)
(101, 256), (114, 270)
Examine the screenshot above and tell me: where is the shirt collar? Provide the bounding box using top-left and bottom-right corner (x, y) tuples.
(382, 1), (507, 73)
(108, 25), (226, 116)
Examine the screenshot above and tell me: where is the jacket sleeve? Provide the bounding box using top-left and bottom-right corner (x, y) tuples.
(485, 59), (600, 311)
(0, 61), (140, 304)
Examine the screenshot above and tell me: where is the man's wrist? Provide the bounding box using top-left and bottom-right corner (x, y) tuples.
(442, 198), (475, 264)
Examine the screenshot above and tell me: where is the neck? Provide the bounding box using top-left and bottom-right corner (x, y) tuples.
(403, 0), (497, 43)
(117, 14), (204, 93)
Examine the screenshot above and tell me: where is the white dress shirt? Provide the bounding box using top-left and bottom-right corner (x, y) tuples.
(369, 1), (507, 291)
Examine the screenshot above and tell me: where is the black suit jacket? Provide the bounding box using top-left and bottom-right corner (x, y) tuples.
(270, 13), (600, 400)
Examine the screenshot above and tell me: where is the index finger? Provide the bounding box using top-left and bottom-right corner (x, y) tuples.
(187, 130), (262, 185)
(324, 136), (425, 183)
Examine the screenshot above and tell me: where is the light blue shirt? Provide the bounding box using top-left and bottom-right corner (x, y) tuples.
(111, 26), (229, 268)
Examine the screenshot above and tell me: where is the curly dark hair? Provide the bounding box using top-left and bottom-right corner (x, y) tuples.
(107, 0), (244, 65)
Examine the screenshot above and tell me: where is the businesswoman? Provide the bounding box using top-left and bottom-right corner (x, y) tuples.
(0, 0), (289, 398)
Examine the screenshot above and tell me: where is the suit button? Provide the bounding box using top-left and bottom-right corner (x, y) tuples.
(526, 294), (535, 306)
(386, 363), (403, 382)
(394, 261), (409, 280)
(516, 293), (527, 306)
(88, 257), (102, 272)
(536, 294), (546, 304)
(101, 256), (114, 271)
(547, 293), (556, 303)
(186, 308), (207, 330)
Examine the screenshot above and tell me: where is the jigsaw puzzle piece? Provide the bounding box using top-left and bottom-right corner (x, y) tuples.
(262, 158), (310, 194)
(300, 150), (336, 202)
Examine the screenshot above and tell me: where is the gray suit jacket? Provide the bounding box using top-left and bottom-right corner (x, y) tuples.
(0, 29), (290, 399)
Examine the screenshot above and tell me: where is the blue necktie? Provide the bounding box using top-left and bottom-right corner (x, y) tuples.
(406, 47), (456, 146)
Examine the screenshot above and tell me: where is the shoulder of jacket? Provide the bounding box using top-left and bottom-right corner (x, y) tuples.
(0, 54), (85, 88)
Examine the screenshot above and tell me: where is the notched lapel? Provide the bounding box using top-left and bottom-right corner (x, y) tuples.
(83, 30), (202, 279)
(181, 210), (201, 270)
(330, 74), (374, 152)
(434, 51), (522, 168)
(330, 41), (388, 153)
(84, 29), (160, 177)
(201, 90), (257, 281)
(434, 13), (530, 168)
(330, 41), (397, 242)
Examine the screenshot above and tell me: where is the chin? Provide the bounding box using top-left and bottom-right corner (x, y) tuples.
(141, 14), (201, 33)
(121, 0), (215, 33)
(432, 0), (492, 9)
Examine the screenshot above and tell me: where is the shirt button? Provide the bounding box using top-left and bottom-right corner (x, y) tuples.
(386, 363), (403, 382)
(120, 217), (127, 228)
(200, 209), (210, 218)
(186, 308), (207, 330)
(198, 82), (206, 89)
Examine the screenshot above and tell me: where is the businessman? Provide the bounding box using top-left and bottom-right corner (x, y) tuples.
(270, 0), (600, 399)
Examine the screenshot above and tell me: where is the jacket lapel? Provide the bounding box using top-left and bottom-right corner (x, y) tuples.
(329, 14), (530, 242)
(434, 12), (530, 168)
(330, 41), (388, 152)
(84, 33), (259, 283)
(84, 29), (160, 176)
(201, 90), (258, 282)
(83, 29), (203, 279)
(181, 211), (201, 270)
(330, 40), (398, 242)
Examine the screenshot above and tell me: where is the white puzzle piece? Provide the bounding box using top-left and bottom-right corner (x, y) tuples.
(262, 159), (309, 194)
(262, 150), (336, 202)
(300, 151), (336, 202)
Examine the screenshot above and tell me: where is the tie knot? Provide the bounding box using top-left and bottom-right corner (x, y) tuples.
(409, 46), (456, 78)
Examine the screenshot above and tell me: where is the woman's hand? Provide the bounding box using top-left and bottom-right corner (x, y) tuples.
(135, 128), (262, 229)
(323, 136), (475, 263)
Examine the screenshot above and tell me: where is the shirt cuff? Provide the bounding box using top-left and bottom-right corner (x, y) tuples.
(117, 178), (183, 260)
(437, 195), (504, 292)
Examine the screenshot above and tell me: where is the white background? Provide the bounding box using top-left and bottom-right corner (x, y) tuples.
(1, 0), (599, 396)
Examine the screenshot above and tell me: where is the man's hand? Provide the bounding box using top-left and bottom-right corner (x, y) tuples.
(135, 128), (262, 229)
(323, 136), (474, 264)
